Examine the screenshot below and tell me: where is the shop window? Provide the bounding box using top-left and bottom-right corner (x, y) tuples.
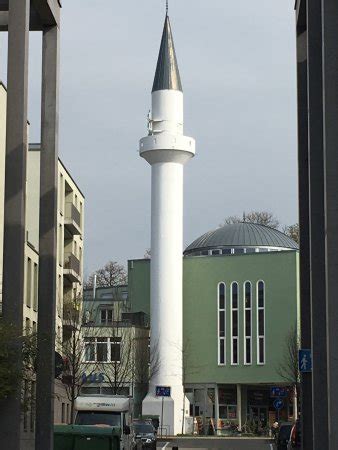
(257, 281), (265, 364)
(218, 283), (226, 365)
(244, 281), (252, 365)
(218, 386), (237, 420)
(231, 282), (239, 365)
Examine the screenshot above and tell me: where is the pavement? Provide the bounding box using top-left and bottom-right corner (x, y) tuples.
(156, 437), (276, 449)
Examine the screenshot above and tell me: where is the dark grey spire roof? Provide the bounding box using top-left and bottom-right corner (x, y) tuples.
(184, 222), (299, 255)
(152, 15), (183, 93)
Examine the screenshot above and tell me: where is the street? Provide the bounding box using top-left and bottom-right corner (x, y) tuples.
(157, 438), (275, 449)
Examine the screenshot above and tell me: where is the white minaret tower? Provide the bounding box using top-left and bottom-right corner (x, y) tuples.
(139, 12), (195, 435)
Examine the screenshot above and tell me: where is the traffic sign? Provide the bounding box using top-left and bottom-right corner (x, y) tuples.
(271, 387), (288, 398)
(299, 349), (312, 373)
(273, 398), (284, 410)
(156, 386), (171, 397)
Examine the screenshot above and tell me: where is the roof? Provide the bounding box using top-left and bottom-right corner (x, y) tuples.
(184, 222), (299, 254)
(152, 15), (182, 93)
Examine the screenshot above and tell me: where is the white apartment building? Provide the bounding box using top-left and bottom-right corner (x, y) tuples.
(0, 81), (85, 447)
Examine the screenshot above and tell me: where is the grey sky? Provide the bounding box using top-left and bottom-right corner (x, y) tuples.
(0, 1), (298, 276)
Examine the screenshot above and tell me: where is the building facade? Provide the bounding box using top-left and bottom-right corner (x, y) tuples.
(0, 82), (85, 447)
(128, 222), (300, 434)
(81, 286), (150, 417)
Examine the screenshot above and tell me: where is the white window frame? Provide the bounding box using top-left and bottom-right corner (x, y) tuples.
(217, 282), (226, 366)
(243, 281), (252, 365)
(231, 282), (239, 365)
(83, 337), (121, 363)
(256, 280), (266, 365)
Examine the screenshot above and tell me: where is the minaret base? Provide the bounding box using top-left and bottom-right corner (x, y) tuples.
(142, 386), (190, 436)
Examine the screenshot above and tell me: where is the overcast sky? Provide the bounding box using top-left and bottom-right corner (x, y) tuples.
(0, 0), (298, 276)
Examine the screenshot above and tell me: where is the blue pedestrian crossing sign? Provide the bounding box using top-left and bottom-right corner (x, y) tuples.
(299, 349), (312, 372)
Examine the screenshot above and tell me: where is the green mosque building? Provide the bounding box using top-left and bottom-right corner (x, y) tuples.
(128, 222), (299, 432)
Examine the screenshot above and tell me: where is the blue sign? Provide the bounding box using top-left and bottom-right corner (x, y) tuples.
(273, 398), (284, 410)
(299, 349), (312, 373)
(82, 373), (105, 384)
(271, 387), (288, 398)
(156, 386), (171, 397)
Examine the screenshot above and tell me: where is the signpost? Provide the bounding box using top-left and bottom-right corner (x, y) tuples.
(299, 349), (312, 372)
(273, 398), (284, 422)
(156, 386), (171, 437)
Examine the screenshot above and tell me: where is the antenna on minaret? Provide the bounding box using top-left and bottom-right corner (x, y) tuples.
(166, 0), (169, 16)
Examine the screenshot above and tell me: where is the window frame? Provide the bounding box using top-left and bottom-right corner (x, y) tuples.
(243, 281), (252, 365)
(230, 282), (239, 365)
(256, 280), (266, 365)
(217, 282), (226, 366)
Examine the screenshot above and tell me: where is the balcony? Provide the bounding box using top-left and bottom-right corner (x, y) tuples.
(64, 202), (81, 236)
(63, 252), (81, 284)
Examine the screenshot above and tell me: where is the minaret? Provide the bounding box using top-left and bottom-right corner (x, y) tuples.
(139, 13), (195, 435)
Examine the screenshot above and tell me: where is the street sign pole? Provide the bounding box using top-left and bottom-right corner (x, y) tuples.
(161, 397), (164, 438)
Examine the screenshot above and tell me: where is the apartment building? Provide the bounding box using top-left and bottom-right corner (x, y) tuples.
(0, 82), (85, 448)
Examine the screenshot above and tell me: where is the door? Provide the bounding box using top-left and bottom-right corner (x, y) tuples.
(249, 406), (268, 428)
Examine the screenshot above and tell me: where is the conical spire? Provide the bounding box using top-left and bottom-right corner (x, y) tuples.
(152, 15), (183, 93)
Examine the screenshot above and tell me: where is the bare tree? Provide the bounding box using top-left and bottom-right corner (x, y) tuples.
(283, 223), (299, 244)
(276, 325), (300, 417)
(58, 296), (97, 423)
(144, 249), (151, 260)
(221, 210), (280, 229)
(85, 260), (127, 289)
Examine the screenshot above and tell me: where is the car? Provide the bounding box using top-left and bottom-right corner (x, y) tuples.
(132, 421), (157, 450)
(276, 422), (293, 450)
(287, 420), (301, 449)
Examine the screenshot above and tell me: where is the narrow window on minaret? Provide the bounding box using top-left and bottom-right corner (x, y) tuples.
(257, 281), (266, 364)
(244, 282), (252, 365)
(218, 283), (226, 365)
(231, 282), (239, 365)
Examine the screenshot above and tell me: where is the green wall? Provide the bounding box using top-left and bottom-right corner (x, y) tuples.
(128, 251), (299, 386)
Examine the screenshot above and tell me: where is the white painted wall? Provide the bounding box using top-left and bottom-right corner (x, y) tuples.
(140, 87), (195, 435)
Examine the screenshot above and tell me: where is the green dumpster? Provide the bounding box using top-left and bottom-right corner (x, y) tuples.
(54, 425), (121, 450)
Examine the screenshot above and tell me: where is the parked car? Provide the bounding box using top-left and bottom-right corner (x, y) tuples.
(276, 422), (293, 450)
(132, 420), (157, 450)
(287, 420), (301, 449)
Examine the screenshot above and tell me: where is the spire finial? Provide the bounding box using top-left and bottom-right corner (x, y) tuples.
(166, 0), (168, 16)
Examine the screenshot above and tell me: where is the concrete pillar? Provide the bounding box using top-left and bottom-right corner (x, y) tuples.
(307, 1), (328, 448)
(0, 1), (30, 449)
(322, 1), (338, 448)
(35, 24), (59, 450)
(295, 3), (314, 448)
(237, 384), (242, 431)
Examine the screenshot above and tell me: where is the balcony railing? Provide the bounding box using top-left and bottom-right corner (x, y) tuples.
(64, 202), (81, 235)
(63, 252), (81, 283)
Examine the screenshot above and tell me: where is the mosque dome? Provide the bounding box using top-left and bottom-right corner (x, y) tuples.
(184, 222), (298, 256)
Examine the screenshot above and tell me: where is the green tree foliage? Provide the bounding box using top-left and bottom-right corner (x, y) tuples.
(0, 321), (37, 401)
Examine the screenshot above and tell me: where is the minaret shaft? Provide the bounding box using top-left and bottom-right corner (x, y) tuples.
(139, 14), (195, 436)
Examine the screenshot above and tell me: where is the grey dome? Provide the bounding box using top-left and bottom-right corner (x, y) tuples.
(184, 222), (298, 255)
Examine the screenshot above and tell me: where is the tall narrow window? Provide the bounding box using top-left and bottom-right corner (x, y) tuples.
(244, 282), (252, 364)
(218, 283), (226, 365)
(26, 257), (32, 307)
(33, 263), (38, 311)
(257, 281), (265, 364)
(231, 282), (239, 365)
